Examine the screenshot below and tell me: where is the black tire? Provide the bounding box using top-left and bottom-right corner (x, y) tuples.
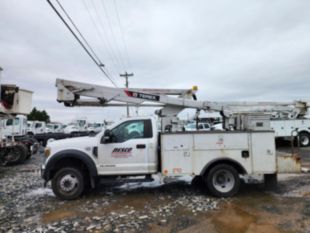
(3, 146), (22, 165)
(205, 164), (240, 197)
(299, 132), (310, 147)
(16, 144), (28, 162)
(52, 167), (85, 200)
(264, 174), (278, 191)
(4, 144), (28, 165)
(89, 131), (96, 136)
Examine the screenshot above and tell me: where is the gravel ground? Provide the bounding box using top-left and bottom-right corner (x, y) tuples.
(0, 147), (309, 233)
(0, 150), (223, 233)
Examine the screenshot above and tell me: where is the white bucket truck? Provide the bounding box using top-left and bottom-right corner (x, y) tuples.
(41, 79), (301, 200)
(0, 67), (36, 165)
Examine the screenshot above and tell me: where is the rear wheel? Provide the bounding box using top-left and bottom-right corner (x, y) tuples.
(52, 167), (85, 200)
(299, 132), (310, 147)
(206, 164), (240, 197)
(3, 144), (28, 165)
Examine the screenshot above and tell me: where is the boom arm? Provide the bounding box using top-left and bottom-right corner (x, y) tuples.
(56, 79), (309, 117)
(56, 79), (309, 131)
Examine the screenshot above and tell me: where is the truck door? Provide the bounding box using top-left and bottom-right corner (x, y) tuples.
(97, 119), (157, 175)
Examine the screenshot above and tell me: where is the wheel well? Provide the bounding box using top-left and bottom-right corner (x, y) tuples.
(50, 157), (90, 180)
(202, 159), (247, 177)
(299, 130), (310, 135)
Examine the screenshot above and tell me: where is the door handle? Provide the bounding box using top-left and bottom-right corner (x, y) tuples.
(136, 144), (146, 149)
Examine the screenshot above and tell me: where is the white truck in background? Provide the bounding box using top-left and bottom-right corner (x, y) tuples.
(2, 115), (28, 137)
(87, 122), (106, 134)
(184, 122), (211, 131)
(41, 79), (302, 200)
(27, 120), (46, 135)
(270, 119), (310, 147)
(46, 123), (64, 133)
(0, 67), (37, 165)
(32, 119), (90, 146)
(63, 119), (88, 134)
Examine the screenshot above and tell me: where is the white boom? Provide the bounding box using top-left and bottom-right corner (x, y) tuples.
(56, 78), (309, 130)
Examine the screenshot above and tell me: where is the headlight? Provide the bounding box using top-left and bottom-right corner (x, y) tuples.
(44, 147), (51, 157)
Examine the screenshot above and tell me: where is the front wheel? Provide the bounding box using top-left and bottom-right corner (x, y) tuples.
(206, 164), (240, 197)
(52, 167), (85, 200)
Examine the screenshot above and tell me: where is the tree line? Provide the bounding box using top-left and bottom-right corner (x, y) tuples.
(27, 107), (50, 123)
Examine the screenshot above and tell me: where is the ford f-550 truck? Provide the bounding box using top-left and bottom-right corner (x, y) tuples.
(41, 79), (302, 200)
(42, 116), (280, 200)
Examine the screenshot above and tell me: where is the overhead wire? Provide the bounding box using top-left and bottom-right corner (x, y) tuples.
(81, 0), (122, 72)
(97, 0), (127, 71)
(46, 0), (118, 87)
(54, 0), (101, 64)
(113, 0), (132, 71)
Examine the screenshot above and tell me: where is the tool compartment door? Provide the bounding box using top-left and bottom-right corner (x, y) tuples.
(250, 132), (276, 173)
(161, 134), (192, 175)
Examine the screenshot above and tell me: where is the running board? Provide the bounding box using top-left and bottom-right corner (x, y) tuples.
(99, 174), (154, 184)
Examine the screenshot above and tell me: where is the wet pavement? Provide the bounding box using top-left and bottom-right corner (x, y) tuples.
(0, 147), (309, 233)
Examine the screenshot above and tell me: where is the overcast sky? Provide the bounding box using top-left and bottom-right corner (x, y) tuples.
(1, 0), (310, 123)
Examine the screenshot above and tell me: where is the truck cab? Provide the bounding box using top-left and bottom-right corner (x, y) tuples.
(27, 121), (46, 135)
(2, 115), (28, 137)
(42, 117), (158, 199)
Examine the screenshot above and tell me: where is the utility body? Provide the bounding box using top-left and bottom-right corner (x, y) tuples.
(41, 79), (304, 200)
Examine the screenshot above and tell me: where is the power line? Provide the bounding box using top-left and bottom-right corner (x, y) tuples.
(81, 0), (121, 72)
(54, 0), (101, 65)
(46, 0), (118, 87)
(98, 0), (127, 71)
(113, 0), (132, 70)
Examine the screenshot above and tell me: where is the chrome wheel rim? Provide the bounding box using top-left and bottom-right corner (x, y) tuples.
(212, 169), (235, 193)
(59, 174), (79, 193)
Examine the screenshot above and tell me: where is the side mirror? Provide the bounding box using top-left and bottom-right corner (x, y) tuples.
(101, 129), (112, 143)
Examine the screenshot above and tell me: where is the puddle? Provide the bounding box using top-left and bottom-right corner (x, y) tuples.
(212, 204), (257, 233)
(42, 209), (77, 223)
(26, 188), (54, 197)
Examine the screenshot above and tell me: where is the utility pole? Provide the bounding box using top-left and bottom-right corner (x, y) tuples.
(120, 72), (134, 117)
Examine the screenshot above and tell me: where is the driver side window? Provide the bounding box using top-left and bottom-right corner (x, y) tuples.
(110, 120), (152, 143)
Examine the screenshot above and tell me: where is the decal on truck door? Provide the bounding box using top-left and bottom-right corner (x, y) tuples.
(112, 147), (133, 158)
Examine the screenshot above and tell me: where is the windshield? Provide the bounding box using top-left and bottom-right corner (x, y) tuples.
(6, 118), (20, 126)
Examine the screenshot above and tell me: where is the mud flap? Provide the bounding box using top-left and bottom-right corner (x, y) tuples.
(264, 174), (278, 191)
